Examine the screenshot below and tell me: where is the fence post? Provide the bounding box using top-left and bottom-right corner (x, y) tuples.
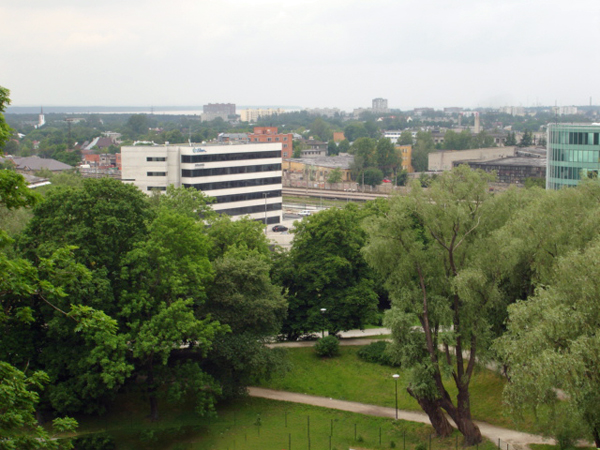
(307, 415), (310, 450)
(380, 427), (382, 445)
(355, 423), (357, 441)
(331, 418), (333, 437)
(498, 438), (501, 449)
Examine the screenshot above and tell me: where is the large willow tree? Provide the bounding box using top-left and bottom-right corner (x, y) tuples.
(364, 166), (503, 445)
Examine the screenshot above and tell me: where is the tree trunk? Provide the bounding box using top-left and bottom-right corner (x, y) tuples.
(147, 367), (159, 421)
(592, 427), (600, 448)
(407, 387), (454, 438)
(440, 387), (482, 446)
(149, 393), (159, 421)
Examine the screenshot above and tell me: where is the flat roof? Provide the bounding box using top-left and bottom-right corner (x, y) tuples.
(459, 157), (546, 168)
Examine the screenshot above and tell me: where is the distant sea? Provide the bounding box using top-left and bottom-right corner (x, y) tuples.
(6, 105), (302, 115)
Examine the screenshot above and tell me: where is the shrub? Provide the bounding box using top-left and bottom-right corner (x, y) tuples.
(73, 433), (116, 450)
(314, 335), (339, 357)
(415, 443), (427, 450)
(357, 341), (399, 367)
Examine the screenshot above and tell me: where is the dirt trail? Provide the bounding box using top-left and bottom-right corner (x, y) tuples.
(248, 387), (554, 450)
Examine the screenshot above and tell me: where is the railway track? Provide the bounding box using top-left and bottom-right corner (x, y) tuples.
(283, 187), (391, 202)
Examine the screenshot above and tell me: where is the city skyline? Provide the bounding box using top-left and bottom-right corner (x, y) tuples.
(2, 0), (599, 109)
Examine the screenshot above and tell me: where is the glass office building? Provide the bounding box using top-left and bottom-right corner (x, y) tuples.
(547, 123), (600, 190)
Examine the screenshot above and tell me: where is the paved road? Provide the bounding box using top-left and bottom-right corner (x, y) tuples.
(248, 387), (555, 450)
(268, 328), (391, 348)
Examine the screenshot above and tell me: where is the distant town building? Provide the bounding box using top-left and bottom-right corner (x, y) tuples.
(121, 142), (283, 224)
(372, 98), (389, 113)
(396, 145), (413, 173)
(413, 107), (435, 116)
(81, 136), (115, 152)
(428, 147), (516, 172)
(35, 107), (45, 129)
(352, 108), (369, 119)
(202, 103), (236, 121)
(546, 123), (600, 190)
(217, 133), (249, 144)
(499, 106), (526, 117)
(444, 107), (463, 115)
(283, 155), (354, 183)
(304, 107), (342, 118)
(333, 132), (346, 142)
(1, 155), (72, 174)
(239, 108), (285, 123)
(456, 149), (546, 185)
(552, 106), (579, 116)
(247, 127), (293, 159)
(300, 140), (327, 158)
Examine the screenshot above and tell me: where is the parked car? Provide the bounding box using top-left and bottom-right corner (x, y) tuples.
(272, 225), (288, 232)
(299, 210), (312, 217)
(383, 178), (392, 183)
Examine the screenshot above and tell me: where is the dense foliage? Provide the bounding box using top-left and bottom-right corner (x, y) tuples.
(314, 335), (340, 358)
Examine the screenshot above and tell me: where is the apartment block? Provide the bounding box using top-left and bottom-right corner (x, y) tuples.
(121, 142), (283, 224)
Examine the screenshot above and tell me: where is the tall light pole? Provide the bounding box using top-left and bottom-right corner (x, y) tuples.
(320, 308), (327, 338)
(393, 374), (400, 420)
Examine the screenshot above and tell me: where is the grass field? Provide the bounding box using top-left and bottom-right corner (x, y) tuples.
(258, 346), (534, 432)
(73, 397), (500, 450)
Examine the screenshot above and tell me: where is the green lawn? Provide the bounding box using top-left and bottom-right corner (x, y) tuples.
(73, 396), (499, 450)
(258, 346), (533, 432)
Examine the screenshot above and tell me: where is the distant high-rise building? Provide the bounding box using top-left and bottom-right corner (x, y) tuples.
(202, 103), (236, 121)
(372, 98), (389, 113)
(247, 127), (293, 159)
(546, 123), (600, 190)
(239, 108), (285, 123)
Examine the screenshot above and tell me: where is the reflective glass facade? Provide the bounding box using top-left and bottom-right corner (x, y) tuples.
(547, 123), (600, 190)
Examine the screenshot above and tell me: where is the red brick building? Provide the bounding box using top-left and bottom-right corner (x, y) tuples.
(247, 127), (293, 159)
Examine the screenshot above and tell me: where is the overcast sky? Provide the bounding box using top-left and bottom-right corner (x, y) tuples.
(2, 0), (599, 111)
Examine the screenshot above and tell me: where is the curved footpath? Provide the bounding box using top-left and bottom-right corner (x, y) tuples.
(248, 387), (554, 449)
(260, 328), (555, 449)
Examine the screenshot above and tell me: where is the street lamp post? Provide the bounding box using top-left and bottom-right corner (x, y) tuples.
(393, 374), (400, 420)
(320, 308), (327, 338)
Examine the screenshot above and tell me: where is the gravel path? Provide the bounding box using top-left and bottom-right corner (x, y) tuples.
(248, 387), (555, 450)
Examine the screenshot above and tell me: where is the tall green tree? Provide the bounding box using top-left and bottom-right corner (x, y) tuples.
(344, 123), (368, 142)
(495, 238), (600, 446)
(119, 209), (227, 420)
(364, 166), (501, 444)
(202, 247), (288, 397)
(398, 130), (414, 145)
(0, 86), (12, 149)
(411, 131), (435, 172)
(19, 177), (153, 289)
(375, 138), (401, 176)
(505, 131), (517, 146)
(327, 139), (338, 156)
(0, 362), (77, 450)
(309, 117), (331, 141)
(519, 129), (533, 147)
(276, 205), (378, 340)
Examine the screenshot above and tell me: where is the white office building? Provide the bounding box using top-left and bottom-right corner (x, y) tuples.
(121, 142), (283, 224)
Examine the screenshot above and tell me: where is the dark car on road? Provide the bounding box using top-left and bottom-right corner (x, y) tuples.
(272, 225), (289, 232)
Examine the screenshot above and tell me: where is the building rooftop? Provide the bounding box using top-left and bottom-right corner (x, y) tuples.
(459, 156), (546, 168)
(285, 154), (354, 170)
(2, 156), (72, 171)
